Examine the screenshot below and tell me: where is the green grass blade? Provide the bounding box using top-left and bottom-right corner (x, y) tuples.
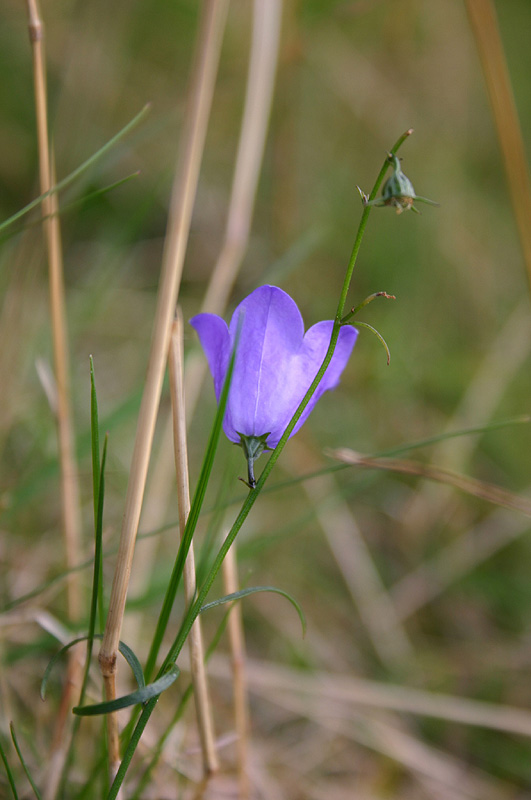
(41, 636), (145, 701)
(73, 666), (179, 716)
(143, 316), (242, 681)
(0, 173), (140, 245)
(9, 724), (41, 800)
(0, 734), (19, 799)
(0, 105), (150, 234)
(200, 585), (306, 636)
(90, 357), (101, 526)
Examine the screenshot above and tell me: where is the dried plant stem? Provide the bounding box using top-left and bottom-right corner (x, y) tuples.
(202, 0), (282, 314)
(185, 0), (282, 420)
(26, 0), (82, 632)
(130, 0), (281, 623)
(26, 2), (83, 797)
(222, 546), (250, 800)
(286, 440), (413, 667)
(328, 448), (531, 518)
(168, 315), (218, 775)
(465, 0), (531, 295)
(98, 0), (229, 775)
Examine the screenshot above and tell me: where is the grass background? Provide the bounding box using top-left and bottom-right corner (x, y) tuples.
(1, 0), (531, 798)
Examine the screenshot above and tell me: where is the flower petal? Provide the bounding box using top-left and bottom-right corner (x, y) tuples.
(223, 286), (305, 443)
(190, 285), (357, 448)
(189, 313), (231, 400)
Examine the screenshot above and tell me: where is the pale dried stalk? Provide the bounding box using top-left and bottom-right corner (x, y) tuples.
(129, 0), (282, 627)
(213, 656), (531, 738)
(185, 0), (282, 420)
(26, 2), (83, 797)
(98, 0), (229, 775)
(328, 448), (531, 518)
(222, 547), (250, 800)
(26, 0), (82, 634)
(465, 0), (531, 295)
(286, 440), (413, 667)
(168, 314), (218, 775)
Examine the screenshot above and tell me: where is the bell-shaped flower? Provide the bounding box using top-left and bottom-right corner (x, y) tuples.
(190, 285), (357, 485)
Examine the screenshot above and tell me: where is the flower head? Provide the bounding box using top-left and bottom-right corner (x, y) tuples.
(190, 286), (357, 485)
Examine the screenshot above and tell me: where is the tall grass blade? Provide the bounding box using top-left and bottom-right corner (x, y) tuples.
(9, 724), (41, 800)
(144, 315), (242, 680)
(0, 105), (150, 234)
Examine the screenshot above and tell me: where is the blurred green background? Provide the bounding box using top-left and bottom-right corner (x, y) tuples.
(1, 1), (531, 798)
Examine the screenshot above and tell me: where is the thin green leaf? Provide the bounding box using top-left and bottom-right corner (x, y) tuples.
(201, 585), (306, 636)
(9, 724), (41, 800)
(144, 316), (243, 681)
(0, 734), (19, 799)
(118, 640), (145, 690)
(90, 357), (100, 526)
(352, 320), (391, 365)
(0, 174), (140, 246)
(73, 666), (179, 717)
(41, 636), (145, 700)
(0, 105), (149, 234)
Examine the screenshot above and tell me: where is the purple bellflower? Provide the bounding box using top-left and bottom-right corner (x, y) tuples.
(190, 285), (357, 487)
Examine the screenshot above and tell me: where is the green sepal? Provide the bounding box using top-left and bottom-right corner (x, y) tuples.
(362, 152), (438, 214)
(238, 432), (271, 489)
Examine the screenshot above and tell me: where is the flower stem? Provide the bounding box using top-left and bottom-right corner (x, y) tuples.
(106, 130), (414, 800)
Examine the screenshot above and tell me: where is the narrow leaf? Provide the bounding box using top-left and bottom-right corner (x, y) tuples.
(73, 666), (179, 716)
(41, 636), (145, 700)
(0, 105), (150, 234)
(201, 585), (306, 636)
(0, 734), (19, 799)
(352, 321), (391, 365)
(144, 317), (242, 681)
(9, 724), (41, 800)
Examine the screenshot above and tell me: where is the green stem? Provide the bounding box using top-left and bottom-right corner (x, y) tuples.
(106, 130), (413, 800)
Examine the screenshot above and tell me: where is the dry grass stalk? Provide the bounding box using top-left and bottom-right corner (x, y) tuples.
(213, 656), (531, 738)
(328, 448), (531, 518)
(169, 314), (218, 776)
(129, 0), (282, 629)
(222, 546), (250, 800)
(25, 2), (83, 796)
(391, 507), (531, 620)
(286, 439), (413, 667)
(465, 0), (531, 295)
(399, 303), (531, 534)
(26, 0), (82, 640)
(98, 0), (229, 777)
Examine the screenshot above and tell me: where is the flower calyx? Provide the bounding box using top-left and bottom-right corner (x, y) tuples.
(238, 432), (271, 489)
(361, 153), (438, 214)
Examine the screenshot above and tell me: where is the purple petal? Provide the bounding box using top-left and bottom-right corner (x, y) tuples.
(190, 285), (357, 447)
(189, 313), (231, 400)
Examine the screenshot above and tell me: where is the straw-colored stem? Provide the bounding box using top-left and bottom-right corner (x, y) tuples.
(26, 2), (83, 796)
(129, 0), (281, 628)
(98, 0), (229, 774)
(26, 0), (82, 631)
(222, 547), (250, 800)
(465, 0), (531, 295)
(168, 314), (218, 775)
(185, 0), (283, 418)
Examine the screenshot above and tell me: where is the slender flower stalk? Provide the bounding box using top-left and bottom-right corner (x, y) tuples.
(106, 131), (413, 800)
